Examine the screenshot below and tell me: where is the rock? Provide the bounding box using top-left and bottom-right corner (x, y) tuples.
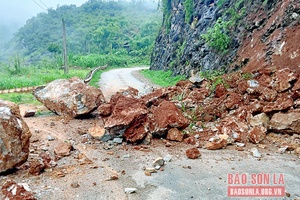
(248, 126), (267, 144)
(149, 100), (190, 135)
(153, 157), (165, 169)
(39, 152), (52, 168)
(113, 137), (123, 144)
(96, 103), (112, 116)
(29, 159), (45, 175)
(215, 84), (227, 98)
(277, 146), (288, 154)
(0, 100), (31, 173)
(100, 133), (113, 142)
(47, 135), (55, 141)
(123, 154), (130, 158)
(88, 126), (106, 140)
(54, 141), (73, 157)
(166, 128), (184, 142)
(186, 147), (201, 159)
(144, 167), (157, 173)
(273, 68), (297, 92)
(24, 109), (36, 117)
(263, 95), (294, 113)
(250, 113), (269, 127)
(105, 95), (148, 141)
(33, 77), (105, 118)
(184, 136), (196, 145)
(268, 112), (300, 134)
(250, 147), (262, 158)
(2, 180), (36, 200)
(144, 171), (152, 176)
(124, 188), (137, 194)
(70, 182), (80, 188)
(205, 139), (228, 150)
(236, 143), (245, 147)
(107, 171), (119, 181)
(247, 80), (259, 87)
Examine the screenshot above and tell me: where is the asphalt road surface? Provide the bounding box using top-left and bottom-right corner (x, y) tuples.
(98, 66), (151, 100)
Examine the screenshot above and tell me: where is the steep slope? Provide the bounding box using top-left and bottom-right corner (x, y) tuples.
(150, 0), (300, 76)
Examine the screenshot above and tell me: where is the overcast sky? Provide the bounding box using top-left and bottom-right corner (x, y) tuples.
(0, 0), (88, 27)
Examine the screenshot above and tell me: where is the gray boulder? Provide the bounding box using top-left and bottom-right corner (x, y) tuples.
(34, 77), (106, 118)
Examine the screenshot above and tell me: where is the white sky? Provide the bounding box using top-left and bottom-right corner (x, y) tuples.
(0, 0), (88, 27)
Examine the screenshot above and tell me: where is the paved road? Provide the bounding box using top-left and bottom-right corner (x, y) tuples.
(98, 67), (150, 100)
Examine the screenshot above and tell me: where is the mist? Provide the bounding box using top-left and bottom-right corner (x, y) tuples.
(0, 0), (88, 45)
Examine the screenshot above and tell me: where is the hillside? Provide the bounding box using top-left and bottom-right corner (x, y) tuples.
(150, 0), (300, 76)
(1, 0), (162, 65)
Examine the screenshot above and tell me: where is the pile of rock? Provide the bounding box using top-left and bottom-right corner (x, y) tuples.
(31, 67), (300, 153)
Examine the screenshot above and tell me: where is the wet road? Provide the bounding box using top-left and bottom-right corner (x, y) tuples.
(98, 67), (149, 100)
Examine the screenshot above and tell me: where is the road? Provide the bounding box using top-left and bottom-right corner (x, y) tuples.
(98, 67), (153, 100)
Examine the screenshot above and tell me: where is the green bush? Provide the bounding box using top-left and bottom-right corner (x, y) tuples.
(201, 18), (231, 53)
(184, 0), (193, 24)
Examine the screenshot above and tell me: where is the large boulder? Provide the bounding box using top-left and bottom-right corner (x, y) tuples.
(104, 95), (148, 139)
(148, 100), (190, 136)
(34, 77), (105, 118)
(268, 111), (300, 134)
(0, 100), (31, 173)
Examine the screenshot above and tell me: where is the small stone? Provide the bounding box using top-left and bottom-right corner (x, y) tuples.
(123, 154), (130, 158)
(101, 133), (113, 142)
(153, 157), (165, 168)
(206, 138), (228, 150)
(144, 171), (151, 176)
(154, 165), (161, 170)
(250, 148), (262, 158)
(186, 147), (201, 159)
(29, 159), (45, 175)
(88, 126), (106, 140)
(236, 143), (245, 147)
(71, 182), (80, 188)
(248, 126), (266, 144)
(24, 109), (36, 117)
(247, 80), (259, 87)
(47, 135), (55, 141)
(277, 146), (288, 154)
(113, 138), (123, 144)
(145, 167), (157, 173)
(106, 171), (119, 181)
(166, 128), (183, 142)
(54, 142), (73, 157)
(125, 188), (137, 194)
(163, 154), (172, 162)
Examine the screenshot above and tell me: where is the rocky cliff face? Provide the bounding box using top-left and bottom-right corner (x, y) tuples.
(150, 0), (300, 77)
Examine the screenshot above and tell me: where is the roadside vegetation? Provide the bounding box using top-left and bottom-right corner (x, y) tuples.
(140, 69), (185, 87)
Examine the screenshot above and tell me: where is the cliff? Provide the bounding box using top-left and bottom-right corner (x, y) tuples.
(150, 0), (300, 77)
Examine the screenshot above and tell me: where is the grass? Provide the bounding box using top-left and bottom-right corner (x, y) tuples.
(0, 93), (41, 105)
(140, 69), (185, 87)
(0, 67), (89, 90)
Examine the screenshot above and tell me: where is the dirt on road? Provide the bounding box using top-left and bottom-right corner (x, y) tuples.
(1, 68), (300, 200)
